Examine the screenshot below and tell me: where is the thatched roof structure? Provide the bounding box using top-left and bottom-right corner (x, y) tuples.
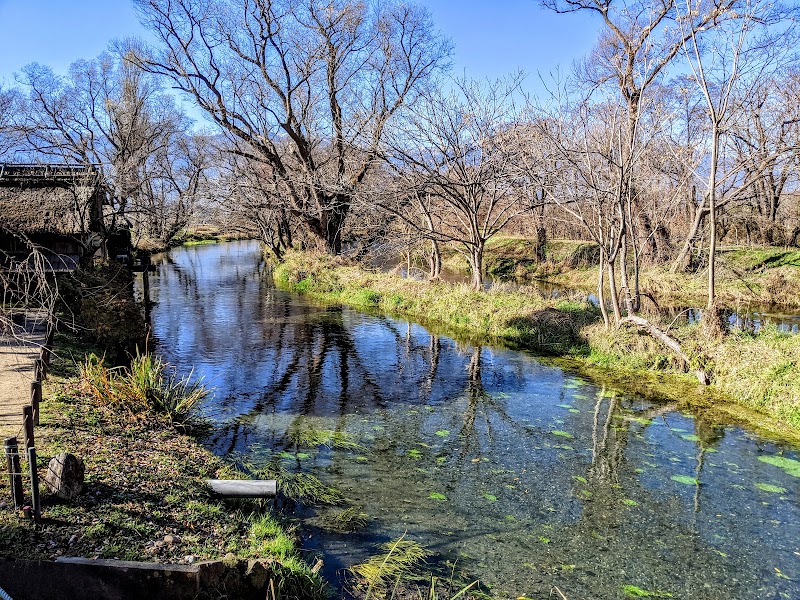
(0, 186), (91, 235)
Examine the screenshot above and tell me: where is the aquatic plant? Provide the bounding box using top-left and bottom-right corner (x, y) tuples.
(253, 460), (344, 505)
(754, 483), (787, 494)
(286, 424), (364, 451)
(351, 536), (431, 595)
(758, 455), (800, 477)
(670, 475), (699, 486)
(622, 584), (674, 598)
(323, 506), (369, 532)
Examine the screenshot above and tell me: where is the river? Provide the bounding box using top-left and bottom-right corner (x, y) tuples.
(144, 240), (800, 600)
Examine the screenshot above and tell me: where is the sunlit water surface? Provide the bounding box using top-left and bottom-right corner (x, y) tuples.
(145, 241), (800, 600)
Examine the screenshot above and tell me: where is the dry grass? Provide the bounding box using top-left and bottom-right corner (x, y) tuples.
(273, 251), (598, 354)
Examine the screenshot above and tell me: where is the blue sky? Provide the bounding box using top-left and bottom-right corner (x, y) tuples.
(0, 0), (600, 95)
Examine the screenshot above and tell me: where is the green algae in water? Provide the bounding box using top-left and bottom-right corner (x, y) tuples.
(435, 430), (450, 437)
(754, 483), (787, 494)
(407, 449), (423, 459)
(355, 455), (369, 462)
(482, 493), (498, 502)
(680, 434), (701, 442)
(573, 475), (588, 484)
(296, 452), (311, 460)
(568, 408), (580, 413)
(428, 492), (447, 501)
(551, 430), (574, 439)
(671, 475), (699, 486)
(436, 456), (446, 464)
(758, 455), (800, 477)
(557, 404), (573, 409)
(538, 536), (551, 544)
(623, 499), (639, 507)
(623, 585), (674, 598)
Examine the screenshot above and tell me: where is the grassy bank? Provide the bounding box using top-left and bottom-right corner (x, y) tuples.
(274, 250), (800, 440)
(452, 235), (800, 309)
(274, 250), (598, 354)
(0, 333), (326, 599)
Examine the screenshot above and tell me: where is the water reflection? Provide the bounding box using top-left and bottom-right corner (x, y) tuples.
(146, 241), (800, 600)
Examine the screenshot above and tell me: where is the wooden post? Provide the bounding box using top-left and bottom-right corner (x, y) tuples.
(35, 358), (46, 381)
(23, 406), (35, 451)
(44, 327), (55, 366)
(31, 380), (42, 426)
(28, 447), (41, 523)
(4, 437), (24, 509)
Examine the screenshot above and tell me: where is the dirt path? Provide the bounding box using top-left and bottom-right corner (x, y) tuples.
(0, 317), (47, 441)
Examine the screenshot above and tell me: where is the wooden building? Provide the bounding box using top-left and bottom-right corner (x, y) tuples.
(0, 163), (126, 271)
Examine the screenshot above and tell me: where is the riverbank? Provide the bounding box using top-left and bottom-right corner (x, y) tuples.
(0, 336), (326, 598)
(274, 250), (800, 440)
(136, 226), (257, 254)
(470, 236), (800, 309)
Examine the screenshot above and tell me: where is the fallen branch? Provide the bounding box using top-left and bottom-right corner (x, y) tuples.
(620, 316), (710, 385)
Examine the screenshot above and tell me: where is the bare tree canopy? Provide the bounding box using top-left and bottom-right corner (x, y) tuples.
(131, 0), (451, 254)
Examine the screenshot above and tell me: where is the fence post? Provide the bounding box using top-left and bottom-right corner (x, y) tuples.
(23, 406), (35, 451)
(4, 437), (24, 509)
(28, 447), (41, 523)
(31, 380), (42, 426)
(44, 327), (55, 366)
(35, 358), (46, 381)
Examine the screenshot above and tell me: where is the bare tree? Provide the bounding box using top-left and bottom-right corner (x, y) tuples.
(730, 72), (800, 244)
(18, 53), (205, 247)
(131, 0), (450, 255)
(541, 0), (739, 314)
(383, 77), (528, 290)
(676, 0), (798, 308)
(0, 85), (24, 159)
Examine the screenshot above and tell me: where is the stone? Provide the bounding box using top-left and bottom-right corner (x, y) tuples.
(44, 453), (85, 500)
(163, 534), (181, 544)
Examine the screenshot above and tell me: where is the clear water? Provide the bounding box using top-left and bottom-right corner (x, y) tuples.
(144, 241), (800, 600)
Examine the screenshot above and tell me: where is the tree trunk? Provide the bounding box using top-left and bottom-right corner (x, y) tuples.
(707, 127), (720, 309)
(671, 201), (708, 274)
(468, 244), (484, 291)
(597, 255), (610, 328)
(428, 239), (441, 280)
(607, 260), (622, 325)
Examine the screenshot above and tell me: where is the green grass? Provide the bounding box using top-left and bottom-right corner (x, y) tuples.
(79, 350), (209, 428)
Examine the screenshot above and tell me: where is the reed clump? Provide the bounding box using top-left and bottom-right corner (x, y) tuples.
(79, 350), (209, 427)
(349, 535), (482, 600)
